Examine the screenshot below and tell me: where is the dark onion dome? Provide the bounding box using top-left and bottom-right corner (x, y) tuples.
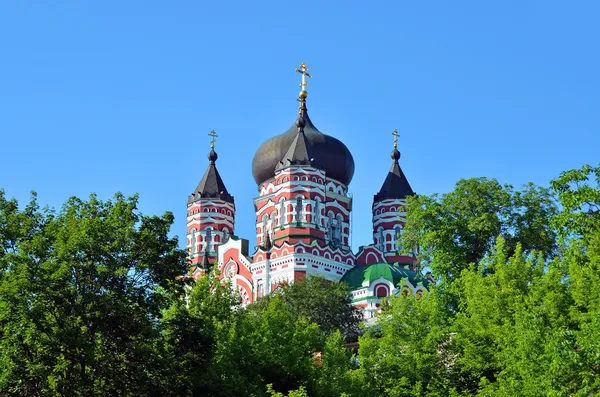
(340, 262), (430, 291)
(188, 149), (234, 204)
(252, 102), (355, 186)
(275, 109), (316, 172)
(373, 148), (414, 202)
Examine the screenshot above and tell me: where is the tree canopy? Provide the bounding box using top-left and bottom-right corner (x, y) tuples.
(1, 163), (599, 396)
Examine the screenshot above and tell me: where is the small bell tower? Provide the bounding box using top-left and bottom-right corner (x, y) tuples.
(372, 129), (415, 259)
(187, 130), (235, 278)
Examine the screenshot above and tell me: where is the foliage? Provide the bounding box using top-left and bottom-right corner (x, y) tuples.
(252, 276), (361, 340)
(399, 178), (557, 284)
(2, 163), (600, 396)
(0, 192), (187, 396)
(551, 164), (600, 241)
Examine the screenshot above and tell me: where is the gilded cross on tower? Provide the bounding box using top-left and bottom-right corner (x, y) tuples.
(392, 129), (399, 149)
(295, 62), (312, 99)
(208, 130), (218, 149)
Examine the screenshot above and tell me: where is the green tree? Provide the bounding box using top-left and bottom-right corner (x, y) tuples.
(0, 192), (187, 396)
(166, 272), (330, 397)
(400, 178), (557, 284)
(551, 164), (600, 241)
(161, 268), (243, 396)
(353, 287), (455, 397)
(252, 276), (361, 340)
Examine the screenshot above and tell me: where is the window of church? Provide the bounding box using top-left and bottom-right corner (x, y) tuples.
(262, 215), (268, 246)
(257, 280), (264, 297)
(335, 214), (343, 243)
(205, 229), (212, 253)
(279, 199), (285, 226)
(375, 285), (389, 298)
(190, 229), (197, 254)
(223, 228), (230, 243)
(296, 196), (303, 223)
(395, 226), (402, 251)
(270, 212), (276, 234)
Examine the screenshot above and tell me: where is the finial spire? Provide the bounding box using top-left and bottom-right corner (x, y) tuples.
(295, 62), (312, 100)
(392, 129), (399, 149)
(208, 129), (218, 149)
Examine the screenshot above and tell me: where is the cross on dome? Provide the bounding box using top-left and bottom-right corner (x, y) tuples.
(208, 129), (218, 149)
(392, 129), (399, 149)
(295, 62), (312, 100)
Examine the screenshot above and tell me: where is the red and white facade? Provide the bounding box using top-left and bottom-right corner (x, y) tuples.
(187, 76), (425, 315)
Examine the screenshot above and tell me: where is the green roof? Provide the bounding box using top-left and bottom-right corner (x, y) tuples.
(341, 262), (430, 291)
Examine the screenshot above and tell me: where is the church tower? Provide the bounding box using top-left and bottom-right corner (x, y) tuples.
(184, 63), (429, 313)
(372, 130), (415, 261)
(249, 63), (355, 298)
(187, 131), (235, 278)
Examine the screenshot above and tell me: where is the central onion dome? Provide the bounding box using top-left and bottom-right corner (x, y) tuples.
(251, 102), (355, 186)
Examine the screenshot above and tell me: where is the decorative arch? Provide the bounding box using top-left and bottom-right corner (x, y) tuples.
(365, 252), (379, 264)
(224, 260), (238, 276)
(374, 283), (389, 298)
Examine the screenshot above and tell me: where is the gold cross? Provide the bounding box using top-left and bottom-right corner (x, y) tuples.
(208, 130), (218, 149)
(392, 129), (399, 149)
(295, 62), (312, 92)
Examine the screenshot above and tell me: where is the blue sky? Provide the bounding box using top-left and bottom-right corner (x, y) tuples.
(1, 1), (598, 251)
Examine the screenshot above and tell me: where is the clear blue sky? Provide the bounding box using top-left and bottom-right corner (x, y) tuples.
(1, 1), (598, 251)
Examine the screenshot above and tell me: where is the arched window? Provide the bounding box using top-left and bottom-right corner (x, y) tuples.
(270, 212), (276, 233)
(279, 199), (285, 226)
(223, 228), (230, 243)
(262, 215), (268, 246)
(205, 229), (212, 253)
(314, 198), (320, 227)
(296, 196), (303, 223)
(336, 214), (343, 243)
(190, 229), (197, 254)
(328, 212), (334, 241)
(375, 284), (389, 298)
(395, 226), (402, 251)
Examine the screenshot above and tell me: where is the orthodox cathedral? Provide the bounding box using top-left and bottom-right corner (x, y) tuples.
(186, 64), (432, 318)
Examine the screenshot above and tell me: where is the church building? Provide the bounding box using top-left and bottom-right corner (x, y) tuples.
(186, 63), (432, 318)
